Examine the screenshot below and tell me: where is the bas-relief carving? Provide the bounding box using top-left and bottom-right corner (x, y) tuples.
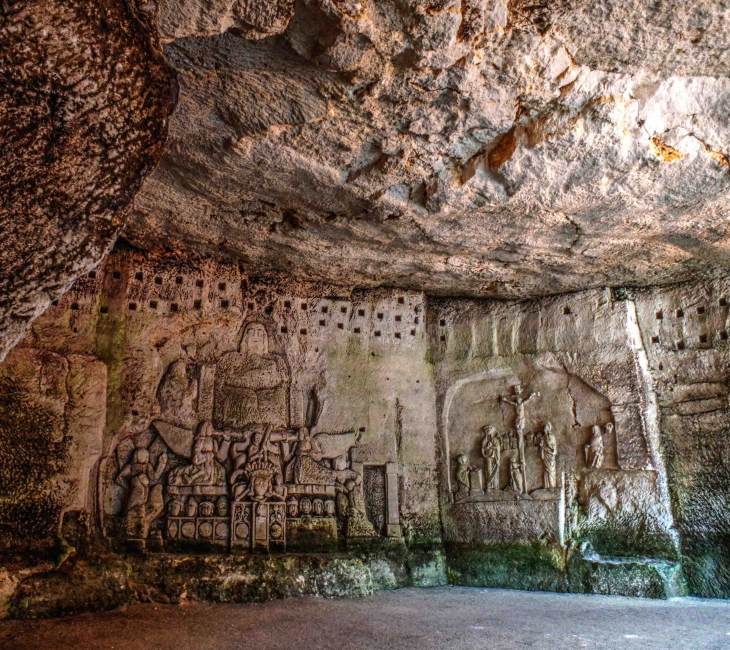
(499, 384), (539, 494)
(116, 441), (167, 540)
(481, 426), (500, 490)
(213, 322), (289, 431)
(444, 368), (631, 543)
(585, 424), (611, 469)
(0, 349), (106, 552)
(453, 385), (562, 502)
(105, 319), (395, 552)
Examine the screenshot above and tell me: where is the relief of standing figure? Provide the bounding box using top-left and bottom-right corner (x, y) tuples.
(539, 421), (558, 489)
(455, 454), (471, 496)
(116, 445), (168, 539)
(509, 456), (524, 493)
(481, 425), (502, 491)
(585, 424), (604, 469)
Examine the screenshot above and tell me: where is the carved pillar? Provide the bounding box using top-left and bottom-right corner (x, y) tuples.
(197, 364), (215, 421)
(290, 382), (304, 428)
(385, 462), (402, 538)
(612, 404), (650, 470)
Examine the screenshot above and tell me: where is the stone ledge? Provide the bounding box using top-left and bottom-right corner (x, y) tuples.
(445, 542), (686, 599)
(1, 545), (447, 620)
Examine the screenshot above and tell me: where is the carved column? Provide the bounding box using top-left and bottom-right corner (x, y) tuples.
(197, 364), (215, 421)
(385, 462), (402, 538)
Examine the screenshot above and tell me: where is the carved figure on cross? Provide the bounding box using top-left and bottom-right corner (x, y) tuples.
(499, 384), (540, 494)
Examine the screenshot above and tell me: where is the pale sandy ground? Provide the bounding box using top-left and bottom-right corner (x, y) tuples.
(1, 586), (729, 650)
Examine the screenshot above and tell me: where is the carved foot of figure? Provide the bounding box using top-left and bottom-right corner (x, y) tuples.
(346, 511), (378, 538)
(453, 488), (469, 503)
(528, 488), (558, 501)
(482, 489), (514, 502)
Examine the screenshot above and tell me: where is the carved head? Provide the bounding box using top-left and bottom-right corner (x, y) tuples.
(482, 425), (496, 438)
(133, 448), (150, 464)
(241, 322), (268, 356)
(544, 421), (553, 434)
(251, 471), (272, 500)
(287, 498), (298, 518)
(169, 498), (184, 516)
(197, 420), (214, 438)
(457, 454), (468, 465)
(185, 497), (198, 517)
(592, 424), (601, 436)
(514, 383), (523, 395)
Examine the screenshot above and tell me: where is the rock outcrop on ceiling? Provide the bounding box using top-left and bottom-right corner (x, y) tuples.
(127, 0), (730, 299)
(0, 0), (176, 361)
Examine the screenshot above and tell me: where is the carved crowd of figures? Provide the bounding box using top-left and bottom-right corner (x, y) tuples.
(112, 321), (376, 549)
(454, 383), (615, 502)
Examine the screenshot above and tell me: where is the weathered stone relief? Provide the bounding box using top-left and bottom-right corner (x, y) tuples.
(631, 279), (730, 595)
(106, 358), (377, 553)
(12, 250), (730, 603)
(430, 291), (676, 550)
(585, 424), (609, 469)
(0, 347), (106, 555)
(1, 249), (440, 557)
(102, 316), (406, 551)
(452, 384), (566, 502)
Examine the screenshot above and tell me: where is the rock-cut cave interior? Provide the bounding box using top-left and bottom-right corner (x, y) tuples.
(2, 1), (730, 648)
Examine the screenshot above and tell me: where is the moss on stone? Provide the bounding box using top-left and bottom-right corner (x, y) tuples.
(575, 518), (679, 562)
(405, 546), (447, 587)
(678, 533), (730, 598)
(445, 541), (565, 592)
(567, 547), (687, 598)
(444, 540), (685, 599)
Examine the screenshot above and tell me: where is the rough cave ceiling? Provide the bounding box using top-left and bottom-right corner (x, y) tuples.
(3, 0), (730, 362)
(127, 0), (730, 298)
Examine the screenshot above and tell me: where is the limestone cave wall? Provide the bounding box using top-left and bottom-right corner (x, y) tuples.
(2, 249), (730, 615)
(631, 281), (730, 597)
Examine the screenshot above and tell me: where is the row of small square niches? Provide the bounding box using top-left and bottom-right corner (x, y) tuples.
(275, 299), (421, 339)
(76, 267), (423, 309)
(69, 292), (422, 337)
(650, 330), (729, 349)
(654, 299), (728, 321)
(116, 296), (419, 318)
(433, 304), (583, 343)
(99, 268), (238, 289)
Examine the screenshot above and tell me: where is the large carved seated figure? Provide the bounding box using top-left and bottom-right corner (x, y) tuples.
(214, 322), (289, 430)
(168, 421), (230, 487)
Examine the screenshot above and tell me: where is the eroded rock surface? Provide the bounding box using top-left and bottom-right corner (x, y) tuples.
(7, 250), (728, 616)
(0, 0), (176, 362)
(129, 0), (730, 298)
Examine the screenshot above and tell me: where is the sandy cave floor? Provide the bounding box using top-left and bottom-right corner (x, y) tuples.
(2, 586), (730, 650)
